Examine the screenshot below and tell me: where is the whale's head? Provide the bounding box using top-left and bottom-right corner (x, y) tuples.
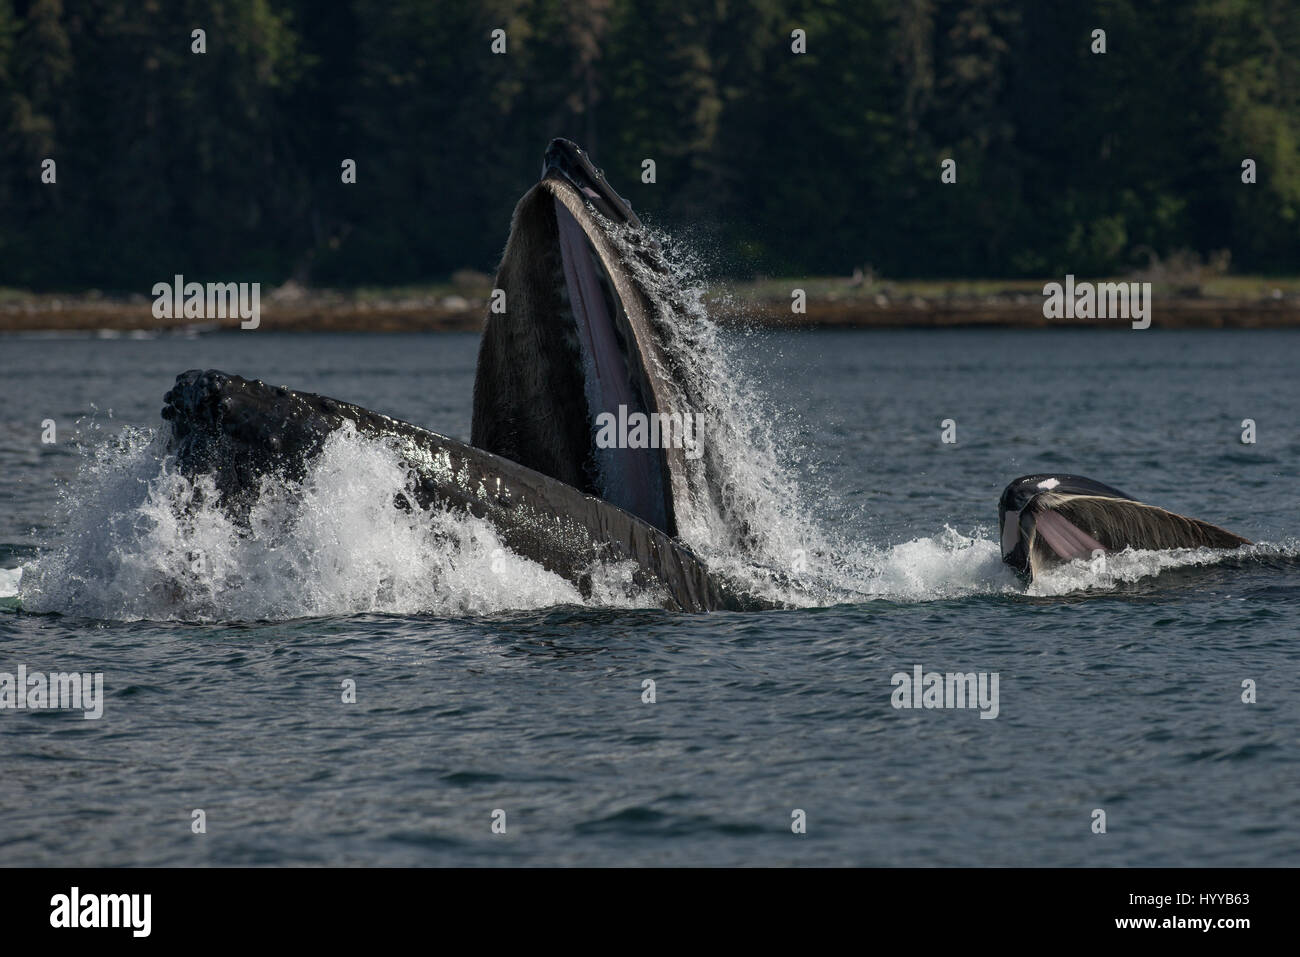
(998, 473), (1133, 574)
(540, 138), (642, 228)
(472, 138), (693, 536)
(997, 473), (1249, 579)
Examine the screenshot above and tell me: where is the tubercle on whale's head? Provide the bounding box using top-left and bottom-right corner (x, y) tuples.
(541, 138), (642, 228)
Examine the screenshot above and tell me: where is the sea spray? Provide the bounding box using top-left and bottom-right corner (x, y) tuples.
(604, 219), (844, 604)
(18, 423), (665, 621)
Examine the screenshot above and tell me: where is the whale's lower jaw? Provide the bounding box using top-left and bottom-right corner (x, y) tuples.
(998, 474), (1252, 579)
(160, 370), (762, 613)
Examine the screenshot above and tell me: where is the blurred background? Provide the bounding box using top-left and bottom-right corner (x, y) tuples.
(0, 0), (1297, 293)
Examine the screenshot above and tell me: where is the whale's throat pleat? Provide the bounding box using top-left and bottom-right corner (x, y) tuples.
(554, 198), (667, 531)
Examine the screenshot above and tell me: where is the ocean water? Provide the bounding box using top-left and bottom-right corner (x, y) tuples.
(1, 327), (1298, 866)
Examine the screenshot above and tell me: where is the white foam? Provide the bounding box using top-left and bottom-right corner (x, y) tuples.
(0, 566), (21, 599)
(1026, 542), (1296, 597)
(860, 528), (1021, 600)
(18, 423), (669, 622)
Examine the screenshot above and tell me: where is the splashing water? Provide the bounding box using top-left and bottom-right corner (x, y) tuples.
(17, 423), (664, 622)
(605, 221), (846, 603)
(606, 221), (1042, 604)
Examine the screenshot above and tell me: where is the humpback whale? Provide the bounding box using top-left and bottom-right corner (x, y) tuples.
(159, 139), (763, 612)
(998, 474), (1251, 579)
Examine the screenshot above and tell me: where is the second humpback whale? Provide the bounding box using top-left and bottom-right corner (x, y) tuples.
(998, 474), (1251, 580)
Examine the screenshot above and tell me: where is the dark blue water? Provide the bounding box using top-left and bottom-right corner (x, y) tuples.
(2, 329), (1297, 865)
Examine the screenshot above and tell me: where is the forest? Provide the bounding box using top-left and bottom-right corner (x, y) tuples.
(1, 0), (1297, 290)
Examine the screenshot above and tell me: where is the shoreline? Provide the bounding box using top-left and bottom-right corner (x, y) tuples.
(4, 279), (1300, 332)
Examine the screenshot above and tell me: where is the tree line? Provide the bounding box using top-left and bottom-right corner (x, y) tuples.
(1, 0), (1297, 291)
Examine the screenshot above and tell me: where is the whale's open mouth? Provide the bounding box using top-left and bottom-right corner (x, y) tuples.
(998, 473), (1251, 579)
(471, 139), (688, 536)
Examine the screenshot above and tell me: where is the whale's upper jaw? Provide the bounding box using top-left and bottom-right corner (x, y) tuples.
(542, 137), (641, 227)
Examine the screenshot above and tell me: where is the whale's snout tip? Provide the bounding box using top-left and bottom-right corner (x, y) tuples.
(540, 137), (640, 227)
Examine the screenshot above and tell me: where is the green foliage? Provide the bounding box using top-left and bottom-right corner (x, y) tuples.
(0, 0), (1297, 290)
